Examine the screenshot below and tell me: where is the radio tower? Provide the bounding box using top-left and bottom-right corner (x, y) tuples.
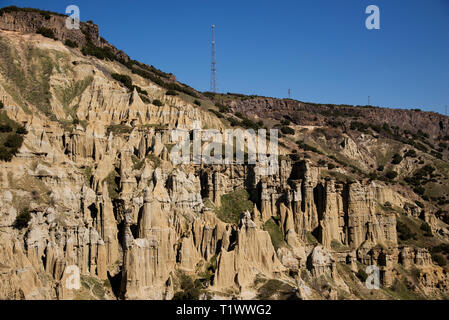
(210, 25), (217, 93)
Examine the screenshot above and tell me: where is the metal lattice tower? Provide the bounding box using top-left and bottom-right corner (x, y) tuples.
(210, 25), (217, 93)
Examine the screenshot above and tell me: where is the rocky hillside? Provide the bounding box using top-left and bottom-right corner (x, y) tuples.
(0, 7), (449, 300)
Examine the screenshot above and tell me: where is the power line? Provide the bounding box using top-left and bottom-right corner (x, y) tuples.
(210, 25), (217, 93)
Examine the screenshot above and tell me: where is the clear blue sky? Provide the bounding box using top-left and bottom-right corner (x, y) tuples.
(2, 0), (449, 113)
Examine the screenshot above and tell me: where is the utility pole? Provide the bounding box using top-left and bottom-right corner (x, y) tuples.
(210, 25), (217, 93)
(288, 89), (291, 99)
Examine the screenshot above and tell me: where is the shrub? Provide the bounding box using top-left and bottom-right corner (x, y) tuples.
(134, 86), (148, 96)
(111, 73), (133, 91)
(193, 99), (201, 106)
(166, 90), (178, 96)
(240, 118), (260, 130)
(16, 126), (28, 135)
(356, 266), (368, 282)
(397, 221), (416, 241)
(263, 218), (287, 250)
(37, 27), (56, 40)
(0, 147), (13, 161)
(0, 124), (12, 132)
(0, 101), (3, 109)
(13, 208), (31, 229)
(377, 165), (384, 172)
(216, 188), (253, 225)
(64, 39), (78, 48)
(385, 170), (398, 180)
(404, 149), (417, 158)
(327, 163), (336, 170)
(413, 186), (425, 196)
(209, 109), (223, 119)
(152, 99), (163, 106)
(172, 274), (201, 300)
(391, 153), (403, 165)
(280, 126), (295, 135)
(4, 133), (23, 150)
(289, 153), (300, 162)
(420, 222), (433, 237)
(81, 38), (115, 60)
(216, 103), (229, 113)
(431, 253), (446, 267)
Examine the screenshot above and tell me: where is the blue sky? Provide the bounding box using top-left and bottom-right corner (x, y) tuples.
(1, 0), (449, 113)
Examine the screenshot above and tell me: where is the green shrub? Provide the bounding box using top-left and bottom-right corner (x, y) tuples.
(111, 73), (133, 91)
(385, 170), (398, 180)
(216, 188), (253, 225)
(0, 101), (3, 109)
(134, 86), (148, 96)
(172, 274), (201, 300)
(64, 39), (78, 48)
(106, 124), (133, 136)
(16, 126), (28, 135)
(0, 124), (12, 132)
(0, 147), (13, 161)
(153, 99), (164, 106)
(216, 103), (229, 113)
(103, 170), (120, 200)
(4, 133), (23, 149)
(280, 126), (295, 135)
(263, 218), (286, 250)
(404, 149), (417, 158)
(193, 99), (201, 106)
(420, 222), (433, 237)
(209, 109), (224, 119)
(397, 221), (416, 241)
(356, 266), (368, 282)
(37, 27), (56, 40)
(81, 37), (115, 60)
(391, 153), (403, 165)
(13, 208), (31, 229)
(431, 253), (446, 267)
(327, 163), (336, 170)
(166, 90), (178, 96)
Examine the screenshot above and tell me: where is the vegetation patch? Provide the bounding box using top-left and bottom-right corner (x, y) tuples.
(263, 217), (287, 250)
(13, 207), (31, 229)
(106, 124), (133, 136)
(215, 188), (254, 225)
(103, 169), (120, 200)
(173, 273), (202, 300)
(0, 112), (27, 161)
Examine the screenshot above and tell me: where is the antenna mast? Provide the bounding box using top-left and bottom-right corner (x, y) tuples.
(211, 25), (217, 93)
